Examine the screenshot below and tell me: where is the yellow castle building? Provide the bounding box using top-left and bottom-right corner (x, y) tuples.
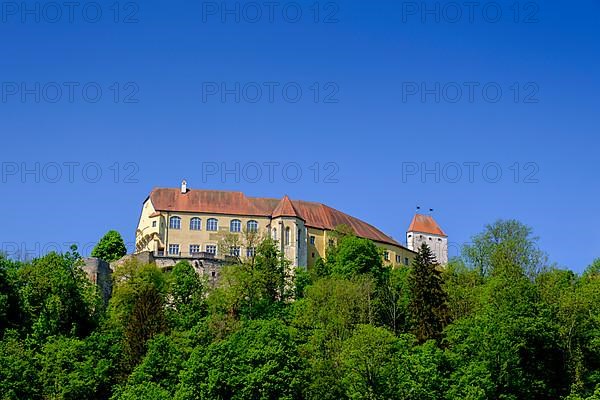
(135, 181), (448, 269)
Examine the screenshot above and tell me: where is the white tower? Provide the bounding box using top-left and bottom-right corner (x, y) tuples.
(406, 213), (448, 265)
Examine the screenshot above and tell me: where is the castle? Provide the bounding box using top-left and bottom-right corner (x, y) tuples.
(134, 181), (448, 269)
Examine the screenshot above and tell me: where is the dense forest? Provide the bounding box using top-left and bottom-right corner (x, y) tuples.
(1, 220), (599, 400)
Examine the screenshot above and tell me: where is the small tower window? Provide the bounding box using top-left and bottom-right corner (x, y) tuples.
(285, 227), (291, 246)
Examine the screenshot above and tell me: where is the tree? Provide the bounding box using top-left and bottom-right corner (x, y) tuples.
(207, 238), (290, 321)
(117, 334), (189, 398)
(330, 235), (385, 282)
(445, 272), (569, 400)
(293, 277), (377, 400)
(108, 261), (168, 371)
(0, 255), (22, 336)
(176, 320), (305, 400)
(340, 324), (397, 399)
(408, 243), (449, 343)
(0, 333), (41, 400)
(92, 230), (127, 263)
(123, 284), (167, 370)
(167, 261), (207, 330)
(17, 250), (101, 340)
(376, 266), (411, 335)
(462, 219), (546, 278)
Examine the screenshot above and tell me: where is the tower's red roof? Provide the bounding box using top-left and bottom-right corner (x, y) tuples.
(272, 195), (303, 219)
(407, 214), (447, 237)
(148, 188), (408, 249)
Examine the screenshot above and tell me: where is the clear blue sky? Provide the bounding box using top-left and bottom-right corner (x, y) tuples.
(1, 0), (598, 272)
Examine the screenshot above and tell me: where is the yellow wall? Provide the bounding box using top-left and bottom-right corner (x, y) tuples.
(136, 198), (416, 268)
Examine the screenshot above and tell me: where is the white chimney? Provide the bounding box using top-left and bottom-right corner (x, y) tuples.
(181, 179), (187, 194)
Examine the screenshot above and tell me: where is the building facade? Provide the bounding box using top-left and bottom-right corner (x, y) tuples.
(135, 181), (422, 269)
(406, 213), (448, 265)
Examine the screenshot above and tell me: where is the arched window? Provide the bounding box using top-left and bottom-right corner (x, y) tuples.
(285, 227), (291, 246)
(207, 218), (218, 231)
(247, 220), (258, 232)
(169, 216), (181, 230)
(230, 219), (241, 232)
(190, 217), (202, 231)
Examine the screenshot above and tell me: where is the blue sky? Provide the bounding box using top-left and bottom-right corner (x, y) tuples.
(1, 0), (598, 272)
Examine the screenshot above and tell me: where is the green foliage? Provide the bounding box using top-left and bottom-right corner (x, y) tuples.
(329, 235), (385, 281)
(92, 230), (127, 263)
(176, 319), (305, 400)
(376, 266), (411, 334)
(108, 261), (168, 371)
(0, 255), (22, 336)
(167, 261), (207, 330)
(0, 332), (41, 400)
(409, 243), (449, 343)
(17, 251), (101, 340)
(462, 219), (546, 278)
(207, 238), (291, 321)
(0, 227), (598, 400)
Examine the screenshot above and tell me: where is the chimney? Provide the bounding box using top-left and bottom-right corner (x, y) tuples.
(181, 179), (187, 194)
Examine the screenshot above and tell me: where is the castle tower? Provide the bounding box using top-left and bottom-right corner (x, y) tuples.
(406, 213), (448, 265)
(271, 195), (307, 268)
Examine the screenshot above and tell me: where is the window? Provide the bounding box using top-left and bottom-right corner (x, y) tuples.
(310, 236), (316, 245)
(285, 227), (291, 246)
(384, 251), (390, 261)
(312, 252), (315, 258)
(152, 221), (157, 227)
(230, 246), (241, 257)
(168, 244), (180, 255)
(272, 228), (277, 240)
(206, 245), (217, 255)
(438, 238), (442, 241)
(247, 220), (258, 232)
(246, 247), (256, 257)
(396, 255), (401, 263)
(328, 239), (334, 246)
(169, 216), (181, 230)
(230, 219), (241, 232)
(207, 218), (218, 231)
(190, 244), (201, 254)
(408, 234), (412, 238)
(190, 217), (202, 231)
(404, 257), (409, 266)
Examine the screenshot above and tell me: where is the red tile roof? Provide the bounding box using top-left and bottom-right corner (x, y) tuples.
(148, 188), (407, 248)
(272, 195), (303, 219)
(407, 214), (447, 237)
